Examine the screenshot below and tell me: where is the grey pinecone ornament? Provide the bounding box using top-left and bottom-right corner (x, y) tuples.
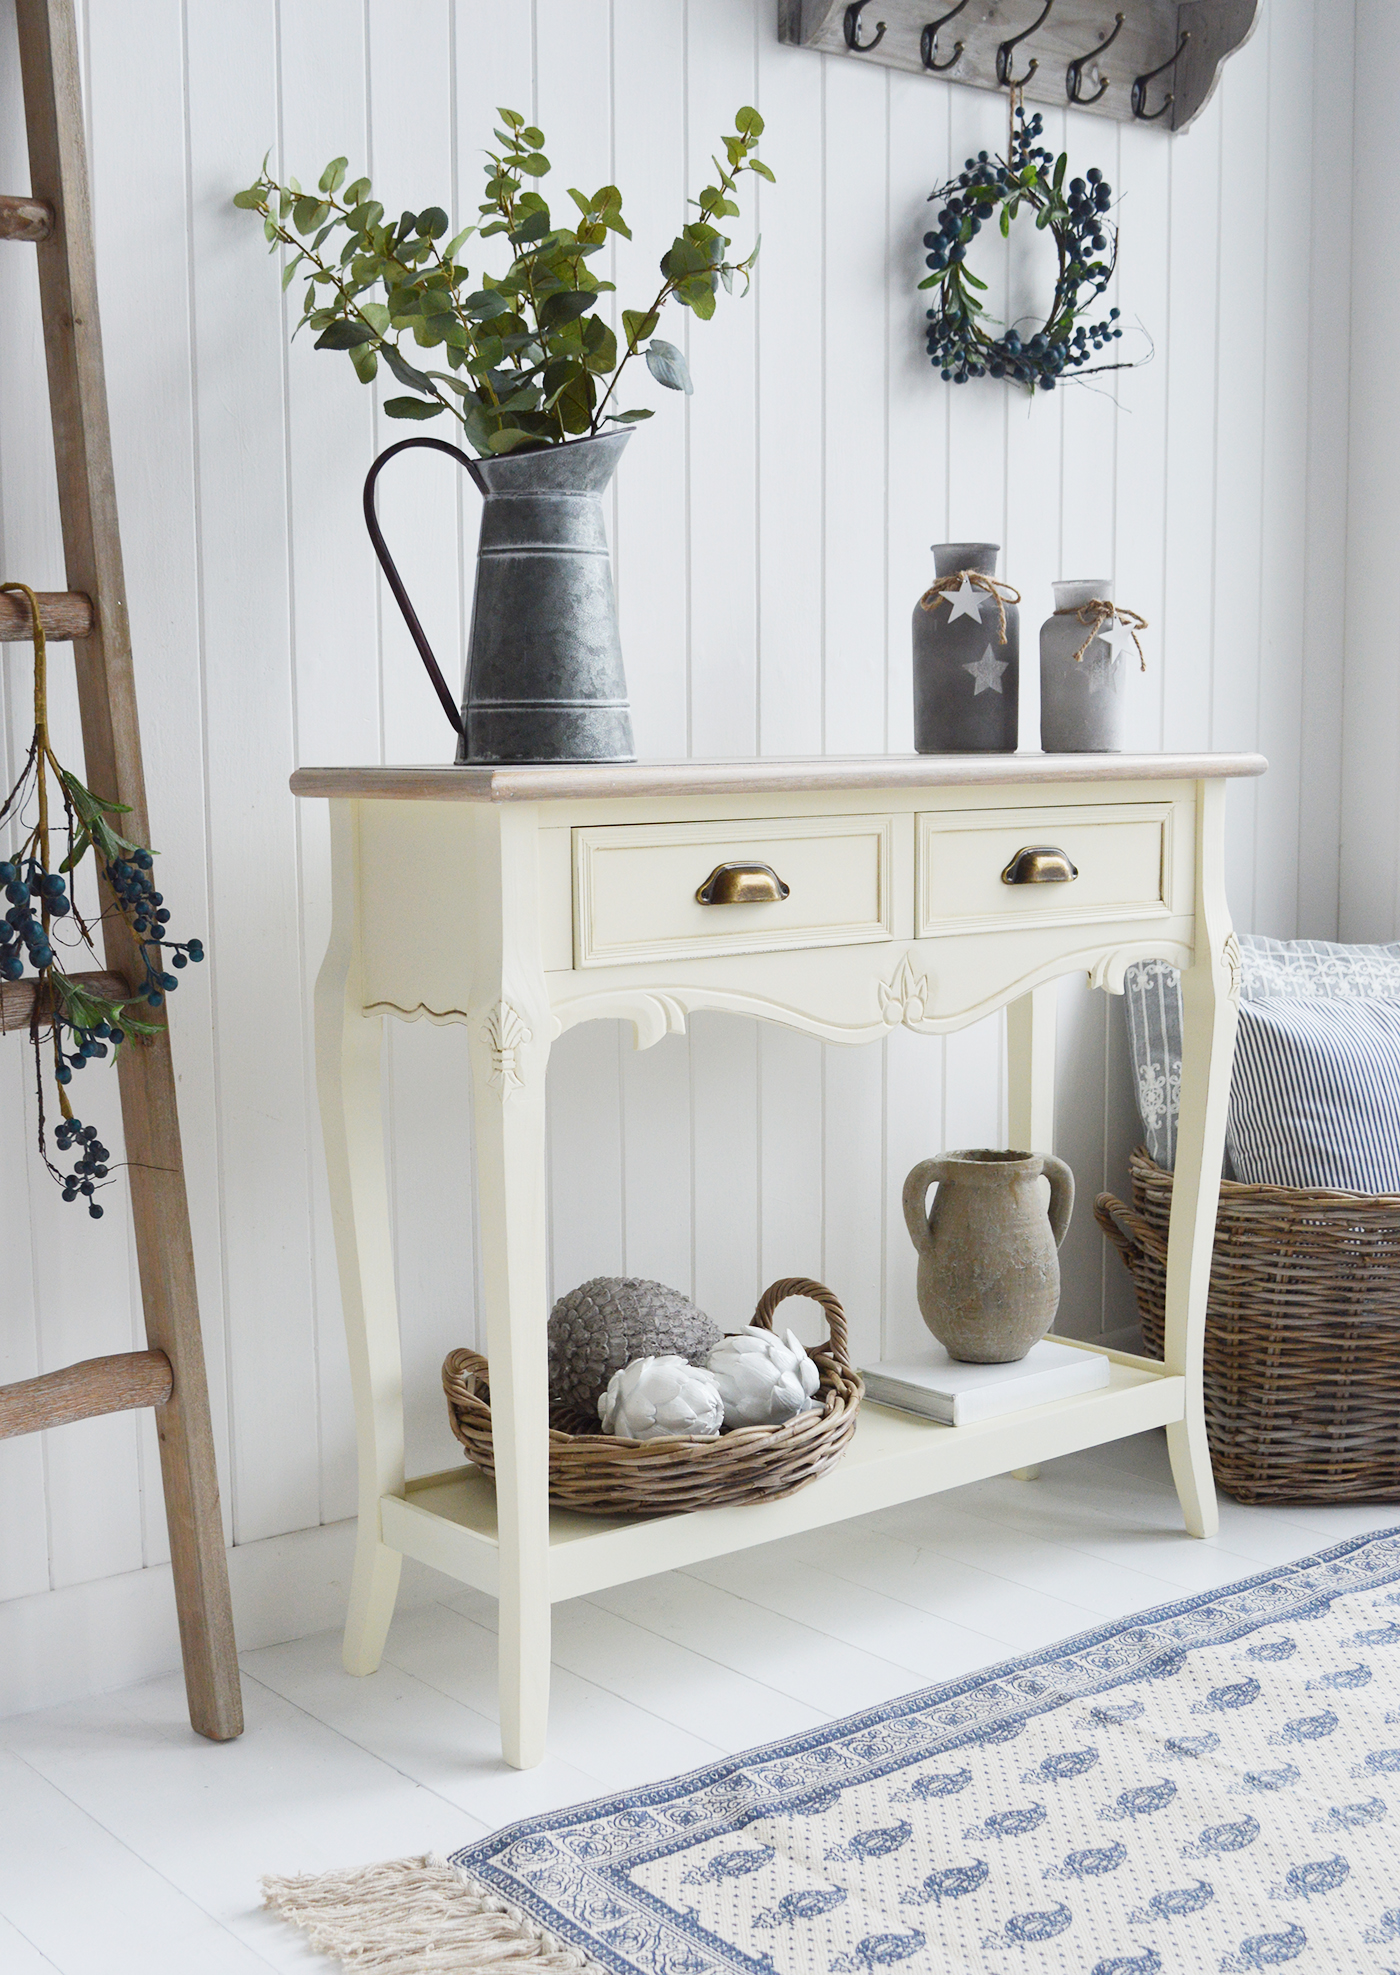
(547, 1277), (721, 1417)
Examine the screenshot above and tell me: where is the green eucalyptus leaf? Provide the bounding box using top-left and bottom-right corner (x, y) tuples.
(518, 152), (551, 177)
(605, 408), (655, 423)
(521, 126), (545, 148)
(735, 105), (764, 137)
(622, 308), (660, 352)
(645, 339), (693, 394)
(318, 156), (349, 194)
(281, 254), (304, 291)
(462, 289), (511, 321)
(416, 206), (449, 238)
(314, 319), (377, 349)
(382, 342), (437, 391)
(486, 425), (544, 453)
(509, 209), (552, 244)
(580, 331), (615, 378)
(349, 343), (379, 382)
(498, 107), (525, 130)
(384, 394), (445, 419)
(539, 289), (594, 329)
(232, 188), (263, 209)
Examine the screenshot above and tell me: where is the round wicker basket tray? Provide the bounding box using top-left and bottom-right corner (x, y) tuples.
(442, 1277), (862, 1516)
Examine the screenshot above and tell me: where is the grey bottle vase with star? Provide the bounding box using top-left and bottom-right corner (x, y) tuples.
(912, 542), (1019, 753)
(1040, 578), (1125, 752)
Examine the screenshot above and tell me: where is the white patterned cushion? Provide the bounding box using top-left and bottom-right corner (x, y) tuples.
(1123, 936), (1400, 1175)
(1237, 935), (1400, 1001)
(1225, 998), (1400, 1193)
(1121, 958), (1183, 1169)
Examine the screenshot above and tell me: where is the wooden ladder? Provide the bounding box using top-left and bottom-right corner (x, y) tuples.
(0, 0), (241, 1740)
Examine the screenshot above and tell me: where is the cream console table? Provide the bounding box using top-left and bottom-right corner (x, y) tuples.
(292, 751), (1264, 1769)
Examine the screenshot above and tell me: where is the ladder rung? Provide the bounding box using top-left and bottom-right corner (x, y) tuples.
(0, 193), (53, 240)
(0, 588), (92, 640)
(0, 1350), (172, 1439)
(1, 969), (130, 1031)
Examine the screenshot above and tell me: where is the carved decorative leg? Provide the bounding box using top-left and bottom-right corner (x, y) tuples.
(1162, 784), (1237, 1539)
(316, 804), (405, 1673)
(471, 999), (552, 1769)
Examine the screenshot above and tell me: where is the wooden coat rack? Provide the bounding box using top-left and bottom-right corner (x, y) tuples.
(0, 0), (241, 1740)
(779, 0), (1259, 132)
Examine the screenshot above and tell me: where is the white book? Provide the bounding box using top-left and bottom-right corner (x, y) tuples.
(860, 1338), (1110, 1426)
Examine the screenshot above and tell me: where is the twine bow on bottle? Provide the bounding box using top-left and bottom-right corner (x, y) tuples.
(917, 570), (1021, 646)
(1054, 599), (1149, 669)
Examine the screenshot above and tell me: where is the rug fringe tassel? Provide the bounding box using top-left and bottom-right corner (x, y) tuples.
(262, 1855), (609, 1974)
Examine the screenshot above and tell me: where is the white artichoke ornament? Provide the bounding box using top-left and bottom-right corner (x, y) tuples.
(706, 1326), (820, 1429)
(597, 1354), (725, 1442)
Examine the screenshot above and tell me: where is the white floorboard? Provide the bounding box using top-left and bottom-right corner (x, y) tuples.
(1, 1431), (1394, 1972)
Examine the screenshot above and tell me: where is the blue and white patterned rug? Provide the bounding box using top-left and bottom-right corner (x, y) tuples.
(266, 1527), (1400, 1973)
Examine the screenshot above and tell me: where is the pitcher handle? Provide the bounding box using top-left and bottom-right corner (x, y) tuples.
(902, 1157), (950, 1257)
(1041, 1154), (1075, 1248)
(363, 435), (482, 737)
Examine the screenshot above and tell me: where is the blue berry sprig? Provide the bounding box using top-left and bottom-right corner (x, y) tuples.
(0, 580), (205, 1217)
(919, 106), (1130, 393)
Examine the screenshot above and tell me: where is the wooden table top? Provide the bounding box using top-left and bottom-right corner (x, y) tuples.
(290, 751), (1269, 804)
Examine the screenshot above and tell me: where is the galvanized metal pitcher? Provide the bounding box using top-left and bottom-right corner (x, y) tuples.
(364, 429), (635, 764)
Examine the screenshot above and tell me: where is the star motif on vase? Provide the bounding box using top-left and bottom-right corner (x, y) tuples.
(943, 575), (985, 625)
(1085, 648), (1121, 695)
(1101, 613), (1139, 667)
(963, 645), (1008, 696)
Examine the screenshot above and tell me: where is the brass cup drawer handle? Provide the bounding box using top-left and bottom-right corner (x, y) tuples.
(1001, 844), (1079, 885)
(696, 861), (791, 906)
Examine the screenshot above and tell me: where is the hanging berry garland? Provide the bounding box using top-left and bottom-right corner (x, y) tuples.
(0, 582), (204, 1217)
(920, 101), (1129, 392)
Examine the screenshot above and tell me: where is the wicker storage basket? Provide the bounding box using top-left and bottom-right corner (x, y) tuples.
(1096, 1147), (1400, 1504)
(442, 1277), (862, 1516)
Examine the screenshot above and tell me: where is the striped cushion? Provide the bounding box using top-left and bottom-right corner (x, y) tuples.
(1123, 937), (1400, 1174)
(1225, 998), (1400, 1193)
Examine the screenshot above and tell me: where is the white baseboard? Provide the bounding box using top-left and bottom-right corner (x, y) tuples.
(0, 1517), (441, 1723)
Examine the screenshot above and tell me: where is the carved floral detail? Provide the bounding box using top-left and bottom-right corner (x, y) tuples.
(484, 1000), (532, 1095)
(879, 956), (933, 1028)
(1221, 931), (1242, 1008)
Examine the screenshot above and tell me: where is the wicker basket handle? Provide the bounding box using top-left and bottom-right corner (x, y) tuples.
(752, 1277), (850, 1370)
(1094, 1191), (1167, 1268)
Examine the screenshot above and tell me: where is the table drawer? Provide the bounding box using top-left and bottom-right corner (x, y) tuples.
(916, 802), (1176, 937)
(573, 815), (894, 967)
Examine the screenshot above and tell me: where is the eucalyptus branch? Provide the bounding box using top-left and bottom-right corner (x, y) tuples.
(236, 105), (772, 456)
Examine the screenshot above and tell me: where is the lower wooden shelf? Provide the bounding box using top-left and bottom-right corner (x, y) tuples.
(380, 1347), (1185, 1606)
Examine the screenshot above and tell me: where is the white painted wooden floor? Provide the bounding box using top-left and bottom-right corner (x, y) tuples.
(1, 1430), (1394, 1974)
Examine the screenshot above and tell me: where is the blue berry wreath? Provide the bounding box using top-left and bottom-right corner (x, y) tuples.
(921, 106), (1125, 392)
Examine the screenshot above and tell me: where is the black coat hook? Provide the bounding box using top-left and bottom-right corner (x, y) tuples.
(844, 1), (886, 52)
(1066, 13), (1124, 105)
(1131, 29), (1189, 120)
(996, 0), (1055, 90)
(920, 0), (970, 72)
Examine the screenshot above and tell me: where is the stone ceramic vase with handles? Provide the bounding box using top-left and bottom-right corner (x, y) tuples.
(902, 1149), (1075, 1363)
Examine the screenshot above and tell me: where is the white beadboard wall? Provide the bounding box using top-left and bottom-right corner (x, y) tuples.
(0, 0), (1357, 1698)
